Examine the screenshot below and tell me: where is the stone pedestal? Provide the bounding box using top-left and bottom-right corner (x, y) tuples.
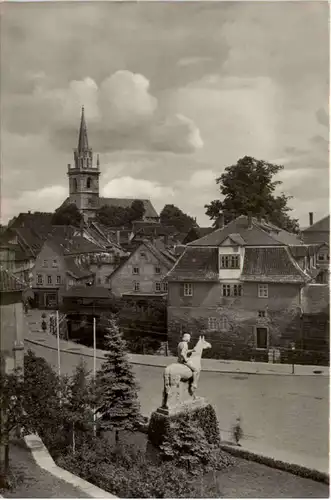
(148, 398), (220, 449)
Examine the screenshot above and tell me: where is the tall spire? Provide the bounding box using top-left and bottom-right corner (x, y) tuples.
(78, 106), (89, 152)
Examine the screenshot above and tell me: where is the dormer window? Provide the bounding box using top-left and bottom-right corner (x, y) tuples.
(220, 254), (240, 269)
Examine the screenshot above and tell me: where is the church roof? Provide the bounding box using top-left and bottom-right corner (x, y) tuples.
(98, 197), (159, 218)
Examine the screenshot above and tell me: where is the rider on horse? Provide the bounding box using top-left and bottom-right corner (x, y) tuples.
(177, 333), (199, 389)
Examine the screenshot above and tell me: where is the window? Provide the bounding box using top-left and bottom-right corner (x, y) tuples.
(68, 279), (74, 286)
(73, 179), (78, 191)
(183, 283), (193, 296)
(155, 282), (162, 292)
(140, 252), (146, 258)
(47, 275), (52, 285)
(42, 260), (48, 267)
(134, 281), (140, 292)
(56, 276), (61, 284)
(52, 259), (57, 268)
(133, 267), (140, 275)
(221, 284), (242, 297)
(219, 316), (228, 331)
(318, 253), (325, 261)
(258, 284), (268, 298)
(220, 254), (240, 269)
(258, 310), (266, 318)
(155, 266), (161, 274)
(87, 177), (91, 189)
(256, 327), (268, 349)
(208, 317), (218, 331)
(37, 274), (43, 285)
(162, 282), (168, 292)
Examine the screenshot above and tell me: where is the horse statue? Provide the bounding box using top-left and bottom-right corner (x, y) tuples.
(162, 335), (211, 409)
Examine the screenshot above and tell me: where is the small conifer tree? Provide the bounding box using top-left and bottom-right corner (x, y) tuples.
(95, 316), (140, 443)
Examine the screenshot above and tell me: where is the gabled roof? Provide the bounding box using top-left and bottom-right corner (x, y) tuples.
(302, 215), (330, 233)
(64, 256), (94, 279)
(301, 284), (329, 314)
(188, 215), (302, 247)
(0, 266), (27, 292)
(98, 198), (159, 219)
(8, 212), (53, 231)
(241, 247), (311, 284)
(166, 247), (219, 282)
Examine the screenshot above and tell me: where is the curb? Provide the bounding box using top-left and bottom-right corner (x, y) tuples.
(24, 338), (328, 377)
(23, 434), (117, 498)
(219, 442), (329, 484)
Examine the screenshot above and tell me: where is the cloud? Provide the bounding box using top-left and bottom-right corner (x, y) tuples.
(316, 108), (329, 128)
(102, 177), (175, 200)
(189, 169), (216, 188)
(1, 185), (67, 223)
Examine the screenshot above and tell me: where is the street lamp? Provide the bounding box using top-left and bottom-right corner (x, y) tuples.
(290, 342), (296, 374)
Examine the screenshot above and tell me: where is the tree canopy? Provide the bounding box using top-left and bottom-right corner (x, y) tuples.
(160, 204), (196, 233)
(96, 200), (145, 228)
(52, 203), (83, 227)
(205, 156), (299, 233)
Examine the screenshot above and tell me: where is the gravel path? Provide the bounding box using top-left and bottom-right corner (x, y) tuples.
(0, 445), (89, 498)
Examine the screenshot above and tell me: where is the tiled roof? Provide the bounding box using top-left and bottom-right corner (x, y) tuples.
(8, 212), (53, 230)
(182, 227), (213, 244)
(188, 215), (302, 247)
(241, 247), (310, 283)
(99, 197), (159, 219)
(142, 240), (175, 269)
(166, 247), (219, 282)
(302, 215), (329, 233)
(301, 284), (329, 314)
(61, 285), (112, 299)
(0, 267), (26, 292)
(289, 244), (319, 258)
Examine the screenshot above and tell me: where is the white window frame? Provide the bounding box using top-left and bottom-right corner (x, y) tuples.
(162, 282), (168, 292)
(233, 284), (243, 297)
(155, 266), (161, 274)
(255, 326), (269, 349)
(220, 254), (240, 269)
(258, 284), (268, 298)
(258, 310), (267, 318)
(155, 282), (162, 292)
(47, 275), (52, 285)
(132, 267), (140, 275)
(134, 281), (140, 292)
(42, 260), (48, 268)
(37, 274), (43, 285)
(52, 259), (58, 268)
(56, 276), (61, 285)
(183, 283), (193, 297)
(208, 317), (218, 331)
(221, 284), (231, 297)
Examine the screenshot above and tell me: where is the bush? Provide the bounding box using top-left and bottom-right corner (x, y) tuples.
(58, 438), (224, 497)
(148, 404), (220, 448)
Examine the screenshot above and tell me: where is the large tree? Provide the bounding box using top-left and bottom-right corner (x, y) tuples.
(205, 156), (299, 233)
(160, 204), (196, 233)
(95, 316), (140, 443)
(96, 200), (145, 228)
(52, 203), (83, 227)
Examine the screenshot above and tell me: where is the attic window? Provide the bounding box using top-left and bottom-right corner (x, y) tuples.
(220, 255), (240, 269)
(133, 267), (140, 275)
(155, 266), (161, 274)
(140, 252), (146, 258)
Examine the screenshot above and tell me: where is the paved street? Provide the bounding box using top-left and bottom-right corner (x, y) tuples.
(25, 336), (329, 474)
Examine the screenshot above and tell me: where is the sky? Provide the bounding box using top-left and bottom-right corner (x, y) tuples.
(1, 1), (329, 227)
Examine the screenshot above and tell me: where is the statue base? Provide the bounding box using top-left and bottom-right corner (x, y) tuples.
(148, 400), (220, 449)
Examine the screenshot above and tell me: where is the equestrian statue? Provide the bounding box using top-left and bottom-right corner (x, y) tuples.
(162, 334), (211, 409)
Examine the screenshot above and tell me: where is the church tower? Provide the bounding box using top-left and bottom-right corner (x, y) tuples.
(67, 107), (100, 220)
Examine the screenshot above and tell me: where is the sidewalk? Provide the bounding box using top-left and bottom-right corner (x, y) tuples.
(25, 312), (329, 377)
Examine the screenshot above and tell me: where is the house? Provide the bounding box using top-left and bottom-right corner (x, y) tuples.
(166, 214), (316, 360)
(108, 239), (175, 298)
(0, 267), (26, 373)
(301, 213), (329, 245)
(59, 107), (159, 222)
(31, 230), (124, 308)
(300, 284), (329, 364)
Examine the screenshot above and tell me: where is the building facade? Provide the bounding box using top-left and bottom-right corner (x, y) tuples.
(166, 215), (319, 360)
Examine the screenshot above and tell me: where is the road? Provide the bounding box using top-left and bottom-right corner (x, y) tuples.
(25, 338), (329, 472)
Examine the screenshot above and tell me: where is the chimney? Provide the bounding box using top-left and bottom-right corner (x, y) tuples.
(215, 213), (224, 230)
(247, 211), (253, 229)
(309, 212), (314, 226)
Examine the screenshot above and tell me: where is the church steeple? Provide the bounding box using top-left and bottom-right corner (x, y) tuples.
(78, 106), (89, 152)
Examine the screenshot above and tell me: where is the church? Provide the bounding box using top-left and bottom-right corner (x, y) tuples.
(58, 107), (159, 223)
